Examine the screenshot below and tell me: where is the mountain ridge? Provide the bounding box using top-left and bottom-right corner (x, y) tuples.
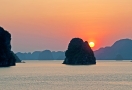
(16, 38), (132, 60)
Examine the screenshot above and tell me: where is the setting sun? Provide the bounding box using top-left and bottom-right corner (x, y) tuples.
(89, 42), (95, 48)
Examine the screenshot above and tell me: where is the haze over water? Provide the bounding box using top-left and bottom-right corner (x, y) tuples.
(0, 60), (132, 90)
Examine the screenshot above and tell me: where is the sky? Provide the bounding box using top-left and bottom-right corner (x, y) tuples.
(0, 0), (132, 52)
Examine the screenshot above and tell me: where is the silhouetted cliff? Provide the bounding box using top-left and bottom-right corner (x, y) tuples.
(63, 38), (96, 65)
(94, 39), (132, 60)
(0, 27), (20, 67)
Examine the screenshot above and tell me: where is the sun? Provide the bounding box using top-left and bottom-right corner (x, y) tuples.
(89, 42), (95, 48)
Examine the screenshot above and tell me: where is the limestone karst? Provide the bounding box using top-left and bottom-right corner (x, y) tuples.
(0, 27), (21, 67)
(63, 38), (96, 65)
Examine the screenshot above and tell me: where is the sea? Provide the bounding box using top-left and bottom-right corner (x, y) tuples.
(0, 60), (132, 90)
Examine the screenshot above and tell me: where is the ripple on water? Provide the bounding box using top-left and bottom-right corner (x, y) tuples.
(0, 60), (132, 90)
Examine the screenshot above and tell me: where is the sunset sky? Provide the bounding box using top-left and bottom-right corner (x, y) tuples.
(0, 0), (132, 52)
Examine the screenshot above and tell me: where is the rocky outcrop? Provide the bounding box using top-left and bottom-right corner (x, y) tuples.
(63, 38), (96, 65)
(0, 27), (20, 67)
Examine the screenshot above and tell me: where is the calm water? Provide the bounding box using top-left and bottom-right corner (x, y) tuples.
(0, 60), (132, 90)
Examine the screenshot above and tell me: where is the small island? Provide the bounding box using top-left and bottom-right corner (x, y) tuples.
(63, 38), (96, 65)
(0, 27), (21, 67)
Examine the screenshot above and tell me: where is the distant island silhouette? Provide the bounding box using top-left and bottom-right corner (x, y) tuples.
(94, 39), (132, 60)
(38, 50), (54, 60)
(16, 38), (132, 60)
(0, 27), (21, 67)
(16, 51), (65, 60)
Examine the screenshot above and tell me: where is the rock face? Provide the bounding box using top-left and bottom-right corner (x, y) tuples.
(63, 38), (96, 65)
(0, 27), (20, 67)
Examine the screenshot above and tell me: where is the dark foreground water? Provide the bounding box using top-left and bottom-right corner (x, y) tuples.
(0, 60), (132, 90)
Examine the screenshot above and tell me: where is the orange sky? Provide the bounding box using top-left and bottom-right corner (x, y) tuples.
(0, 0), (132, 52)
